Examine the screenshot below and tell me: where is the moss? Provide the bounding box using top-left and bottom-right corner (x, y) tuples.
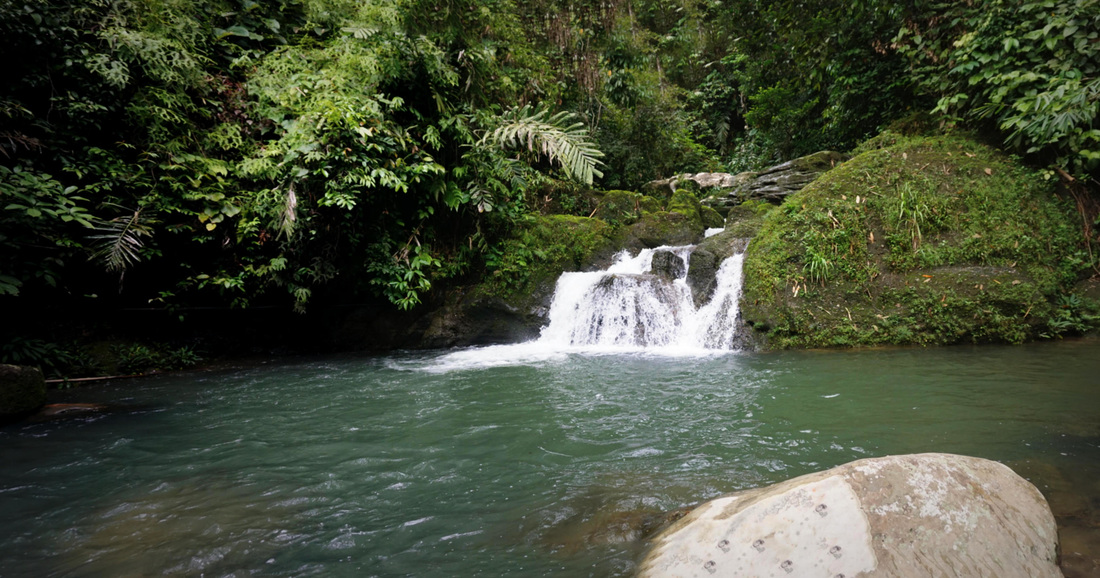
(591, 190), (644, 225)
(741, 133), (1089, 349)
(668, 188), (703, 221)
(621, 211), (702, 248)
(480, 215), (616, 308)
(724, 201), (776, 238)
(700, 205), (725, 229)
(638, 195), (663, 214)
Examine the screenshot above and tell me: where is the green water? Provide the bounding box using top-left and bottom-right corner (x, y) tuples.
(2, 340), (1099, 576)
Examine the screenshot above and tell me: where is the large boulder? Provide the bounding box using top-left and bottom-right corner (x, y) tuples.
(741, 134), (1089, 349)
(640, 453), (1061, 578)
(0, 364), (46, 422)
(617, 189), (708, 251)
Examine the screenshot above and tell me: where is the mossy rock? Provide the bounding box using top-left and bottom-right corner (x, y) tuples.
(700, 205), (725, 229)
(723, 200), (775, 238)
(621, 211), (701, 248)
(591, 190), (644, 225)
(667, 188), (703, 224)
(638, 195), (663, 214)
(740, 133), (1089, 349)
(616, 190), (708, 249)
(479, 214), (617, 311)
(0, 364), (46, 421)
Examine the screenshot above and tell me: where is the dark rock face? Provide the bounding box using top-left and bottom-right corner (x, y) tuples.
(0, 364), (46, 423)
(686, 230), (750, 307)
(739, 150), (848, 199)
(686, 245), (721, 307)
(651, 250), (686, 281)
(326, 292), (545, 351)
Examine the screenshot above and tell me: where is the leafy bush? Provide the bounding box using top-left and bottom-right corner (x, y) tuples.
(111, 343), (203, 375)
(896, 0), (1100, 178)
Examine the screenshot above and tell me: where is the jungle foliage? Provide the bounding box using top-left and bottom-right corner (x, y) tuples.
(1, 0), (1098, 356)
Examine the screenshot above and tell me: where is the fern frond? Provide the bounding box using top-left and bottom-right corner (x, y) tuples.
(481, 105), (605, 185)
(88, 208), (152, 272)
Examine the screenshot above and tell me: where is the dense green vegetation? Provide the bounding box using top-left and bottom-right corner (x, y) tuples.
(2, 0), (1098, 370)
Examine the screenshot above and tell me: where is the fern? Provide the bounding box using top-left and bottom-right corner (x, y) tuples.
(88, 207), (152, 272)
(481, 105), (605, 185)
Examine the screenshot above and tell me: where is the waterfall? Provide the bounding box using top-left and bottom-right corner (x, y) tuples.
(537, 244), (745, 352)
(425, 239), (746, 371)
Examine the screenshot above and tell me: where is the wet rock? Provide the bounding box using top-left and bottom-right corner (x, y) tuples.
(639, 453), (1061, 578)
(0, 364), (46, 423)
(686, 230), (750, 307)
(1011, 460), (1092, 520)
(651, 251), (686, 281)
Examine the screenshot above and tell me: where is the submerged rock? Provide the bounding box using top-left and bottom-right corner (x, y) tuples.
(640, 453), (1061, 578)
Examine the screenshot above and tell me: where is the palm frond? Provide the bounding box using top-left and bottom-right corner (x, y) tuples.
(481, 105), (605, 185)
(88, 208), (152, 272)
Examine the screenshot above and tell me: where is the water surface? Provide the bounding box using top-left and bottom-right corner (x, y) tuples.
(2, 340), (1098, 576)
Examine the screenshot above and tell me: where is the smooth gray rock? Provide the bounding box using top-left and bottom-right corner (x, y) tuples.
(639, 453), (1061, 578)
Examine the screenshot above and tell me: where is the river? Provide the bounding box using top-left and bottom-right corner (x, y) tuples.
(2, 340), (1098, 576)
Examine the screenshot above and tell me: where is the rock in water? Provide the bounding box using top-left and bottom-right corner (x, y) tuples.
(639, 453), (1061, 578)
(652, 250), (687, 281)
(0, 364), (46, 423)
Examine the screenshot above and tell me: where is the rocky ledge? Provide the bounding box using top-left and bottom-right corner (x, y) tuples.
(644, 151), (848, 214)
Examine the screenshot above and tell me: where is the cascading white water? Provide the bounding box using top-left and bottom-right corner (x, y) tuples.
(538, 244), (745, 352)
(426, 237), (746, 370)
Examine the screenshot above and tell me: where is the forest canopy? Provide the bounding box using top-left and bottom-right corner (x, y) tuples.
(1, 0), (1097, 326)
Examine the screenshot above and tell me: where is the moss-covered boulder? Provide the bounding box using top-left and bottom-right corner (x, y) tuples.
(723, 199), (775, 238)
(700, 205), (725, 229)
(619, 189), (708, 249)
(0, 364), (46, 422)
(741, 133), (1091, 349)
(591, 190), (644, 225)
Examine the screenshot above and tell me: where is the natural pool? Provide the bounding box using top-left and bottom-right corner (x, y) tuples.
(2, 339), (1099, 576)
